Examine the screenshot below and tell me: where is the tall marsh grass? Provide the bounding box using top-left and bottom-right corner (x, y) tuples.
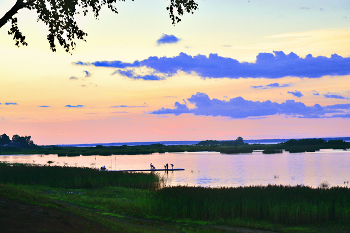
(0, 162), (159, 189)
(151, 185), (350, 225)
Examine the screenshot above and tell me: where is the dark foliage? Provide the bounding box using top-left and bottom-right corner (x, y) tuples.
(0, 133), (35, 148)
(0, 137), (348, 155)
(0, 162), (159, 189)
(152, 185), (350, 225)
(282, 138), (327, 146)
(281, 138), (349, 152)
(198, 137), (245, 146)
(0, 134), (11, 146)
(262, 148), (283, 154)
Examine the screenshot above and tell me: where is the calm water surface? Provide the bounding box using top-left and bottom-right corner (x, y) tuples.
(1, 149), (350, 188)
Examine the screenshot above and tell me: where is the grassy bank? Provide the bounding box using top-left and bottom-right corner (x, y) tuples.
(1, 163), (350, 232)
(0, 184), (220, 233)
(0, 162), (159, 189)
(152, 185), (350, 225)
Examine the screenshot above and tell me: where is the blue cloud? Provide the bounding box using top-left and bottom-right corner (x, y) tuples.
(150, 92), (350, 119)
(39, 105), (50, 108)
(76, 51), (350, 79)
(251, 82), (291, 89)
(288, 90), (304, 98)
(89, 60), (131, 68)
(157, 34), (180, 45)
(132, 75), (164, 80)
(70, 76), (78, 80)
(152, 102), (192, 116)
(75, 61), (88, 66)
(113, 70), (134, 78)
(331, 113), (350, 118)
(324, 104), (350, 110)
(324, 93), (349, 99)
(312, 90), (319, 96)
(110, 105), (147, 108)
(5, 102), (18, 105)
(65, 105), (84, 108)
(112, 105), (128, 108)
(83, 71), (91, 77)
(112, 70), (165, 80)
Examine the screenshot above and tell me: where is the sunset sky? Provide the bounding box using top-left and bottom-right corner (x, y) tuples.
(0, 0), (350, 145)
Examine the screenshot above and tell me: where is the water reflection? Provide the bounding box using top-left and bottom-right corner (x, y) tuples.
(0, 149), (349, 188)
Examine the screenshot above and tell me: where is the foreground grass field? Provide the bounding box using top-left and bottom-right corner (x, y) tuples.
(1, 163), (350, 232)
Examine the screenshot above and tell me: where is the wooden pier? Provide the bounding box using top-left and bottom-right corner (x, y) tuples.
(106, 168), (185, 172)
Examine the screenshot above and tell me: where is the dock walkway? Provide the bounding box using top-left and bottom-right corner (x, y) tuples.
(106, 168), (185, 172)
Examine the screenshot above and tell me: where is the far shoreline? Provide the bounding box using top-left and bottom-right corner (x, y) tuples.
(53, 136), (350, 147)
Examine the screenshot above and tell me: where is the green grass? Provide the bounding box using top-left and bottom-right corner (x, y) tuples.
(0, 162), (159, 189)
(150, 185), (350, 225)
(15, 184), (350, 233)
(0, 184), (224, 233)
(1, 162), (350, 232)
(45, 186), (153, 218)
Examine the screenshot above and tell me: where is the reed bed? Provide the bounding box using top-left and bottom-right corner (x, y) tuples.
(0, 162), (159, 189)
(217, 146), (254, 154)
(0, 140), (348, 156)
(262, 148), (283, 154)
(151, 185), (350, 225)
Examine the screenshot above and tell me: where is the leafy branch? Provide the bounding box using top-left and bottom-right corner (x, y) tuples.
(0, 0), (198, 54)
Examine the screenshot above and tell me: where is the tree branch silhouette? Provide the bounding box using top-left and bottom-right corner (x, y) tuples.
(0, 0), (198, 54)
(0, 0), (30, 29)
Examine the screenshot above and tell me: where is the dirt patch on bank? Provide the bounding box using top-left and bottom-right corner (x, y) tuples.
(0, 196), (111, 232)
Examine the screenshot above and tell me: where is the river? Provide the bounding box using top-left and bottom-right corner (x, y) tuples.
(1, 149), (350, 188)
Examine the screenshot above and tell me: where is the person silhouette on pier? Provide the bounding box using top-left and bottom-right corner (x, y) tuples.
(150, 163), (155, 170)
(166, 163), (169, 171)
(171, 164), (174, 169)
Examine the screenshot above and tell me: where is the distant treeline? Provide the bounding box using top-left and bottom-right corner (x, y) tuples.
(282, 138), (347, 146)
(253, 138), (349, 154)
(0, 133), (36, 148)
(0, 135), (349, 156)
(197, 136), (245, 146)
